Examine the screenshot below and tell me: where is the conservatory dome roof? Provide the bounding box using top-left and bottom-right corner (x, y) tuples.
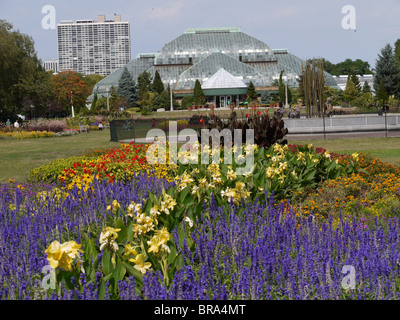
(88, 27), (339, 101)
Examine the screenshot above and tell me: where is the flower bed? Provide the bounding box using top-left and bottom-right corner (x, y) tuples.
(2, 178), (400, 299)
(3, 140), (400, 300)
(0, 130), (54, 139)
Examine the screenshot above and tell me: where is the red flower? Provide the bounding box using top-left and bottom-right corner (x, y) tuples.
(246, 113), (250, 118)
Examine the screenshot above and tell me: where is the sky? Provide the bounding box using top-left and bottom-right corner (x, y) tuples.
(1, 0), (400, 69)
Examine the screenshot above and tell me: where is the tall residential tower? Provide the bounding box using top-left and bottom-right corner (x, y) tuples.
(57, 14), (131, 76)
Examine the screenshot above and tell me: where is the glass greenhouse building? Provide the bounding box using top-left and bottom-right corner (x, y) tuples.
(89, 27), (338, 108)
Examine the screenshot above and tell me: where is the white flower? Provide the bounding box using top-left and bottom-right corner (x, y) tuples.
(184, 216), (194, 228)
(191, 185), (199, 194)
(127, 202), (142, 217)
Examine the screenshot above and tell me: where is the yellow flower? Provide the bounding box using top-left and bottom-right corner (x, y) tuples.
(160, 193), (177, 215)
(130, 253), (152, 274)
(221, 187), (236, 200)
(266, 166), (275, 178)
(135, 214), (155, 232)
(351, 153), (359, 162)
(235, 181), (246, 190)
(107, 200), (121, 213)
(227, 169), (237, 180)
(296, 152), (305, 163)
(150, 205), (161, 217)
(45, 240), (83, 271)
(147, 227), (171, 254)
(123, 243), (138, 257)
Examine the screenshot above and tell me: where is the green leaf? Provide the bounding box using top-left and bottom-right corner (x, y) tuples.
(112, 262), (126, 282)
(102, 250), (114, 275)
(122, 261), (143, 285)
(99, 273), (113, 300)
(115, 218), (128, 243)
(304, 169), (316, 182)
(179, 185), (191, 203)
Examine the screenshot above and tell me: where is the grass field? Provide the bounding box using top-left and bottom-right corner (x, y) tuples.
(0, 130), (119, 183)
(287, 137), (400, 165)
(1, 128), (400, 184)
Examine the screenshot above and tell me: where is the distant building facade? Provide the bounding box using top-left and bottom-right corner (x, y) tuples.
(333, 74), (375, 92)
(57, 14), (131, 76)
(43, 59), (59, 74)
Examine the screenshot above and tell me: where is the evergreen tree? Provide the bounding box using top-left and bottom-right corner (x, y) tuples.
(362, 81), (371, 94)
(137, 71), (153, 103)
(278, 71), (285, 103)
(349, 71), (361, 94)
(193, 79), (205, 105)
(152, 70), (164, 94)
(117, 67), (138, 107)
(247, 81), (257, 101)
(287, 86), (293, 105)
(395, 39), (400, 68)
(376, 82), (389, 106)
(91, 93), (98, 113)
(343, 78), (359, 104)
(374, 43), (400, 97)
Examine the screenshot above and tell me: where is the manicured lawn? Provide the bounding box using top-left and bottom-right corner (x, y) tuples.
(0, 129), (119, 183)
(287, 137), (400, 165)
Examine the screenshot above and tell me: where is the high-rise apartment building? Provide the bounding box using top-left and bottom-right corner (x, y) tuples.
(57, 14), (131, 76)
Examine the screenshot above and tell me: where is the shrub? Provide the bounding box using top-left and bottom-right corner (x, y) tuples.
(204, 110), (288, 148)
(23, 119), (67, 133)
(29, 156), (87, 183)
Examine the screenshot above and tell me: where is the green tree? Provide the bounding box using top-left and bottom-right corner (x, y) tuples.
(137, 71), (153, 105)
(14, 68), (54, 117)
(181, 95), (194, 109)
(328, 58), (372, 76)
(376, 82), (389, 106)
(349, 71), (362, 94)
(362, 81), (371, 94)
(278, 71), (285, 103)
(51, 71), (90, 115)
(246, 81), (257, 101)
(193, 79), (205, 105)
(373, 43), (400, 97)
(307, 58), (336, 75)
(0, 20), (53, 119)
(90, 93), (98, 113)
(117, 67), (138, 107)
(343, 78), (359, 105)
(395, 39), (400, 68)
(152, 70), (165, 94)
